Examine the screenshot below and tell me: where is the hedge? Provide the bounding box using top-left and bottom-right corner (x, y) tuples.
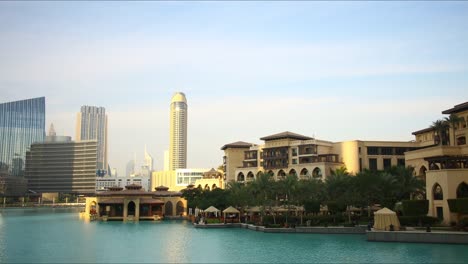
(447, 198), (468, 214)
(402, 200), (429, 216)
(399, 216), (440, 226)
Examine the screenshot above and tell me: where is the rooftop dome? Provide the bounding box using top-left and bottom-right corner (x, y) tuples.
(125, 184), (143, 190)
(171, 92), (187, 104)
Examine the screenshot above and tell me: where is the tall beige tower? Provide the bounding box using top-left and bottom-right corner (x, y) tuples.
(169, 92), (187, 170)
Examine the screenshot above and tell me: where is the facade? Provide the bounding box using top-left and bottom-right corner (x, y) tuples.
(96, 175), (151, 192)
(25, 136), (98, 195)
(193, 168), (224, 190)
(222, 131), (419, 183)
(152, 168), (209, 192)
(76, 106), (108, 171)
(169, 92), (187, 170)
(405, 102), (468, 225)
(0, 97), (45, 177)
(81, 185), (187, 221)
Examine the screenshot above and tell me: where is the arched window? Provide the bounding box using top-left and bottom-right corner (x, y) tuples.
(164, 201), (173, 216)
(212, 184), (217, 189)
(278, 170), (286, 179)
(433, 183), (443, 200)
(312, 167), (322, 178)
(176, 201), (185, 216)
(457, 182), (468, 198)
(300, 168), (308, 176)
(418, 166), (427, 182)
(288, 169), (297, 176)
(267, 170), (274, 177)
(237, 172), (245, 182)
(247, 171), (254, 181)
(256, 171), (263, 178)
(457, 136), (466, 145)
(128, 201), (136, 216)
(204, 184), (210, 191)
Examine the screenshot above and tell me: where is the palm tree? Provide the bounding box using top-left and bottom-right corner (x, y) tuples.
(445, 114), (463, 146)
(431, 119), (449, 145)
(250, 172), (275, 224)
(386, 166), (425, 201)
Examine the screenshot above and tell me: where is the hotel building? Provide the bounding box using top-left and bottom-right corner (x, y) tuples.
(169, 92), (187, 170)
(222, 131), (418, 183)
(405, 102), (468, 224)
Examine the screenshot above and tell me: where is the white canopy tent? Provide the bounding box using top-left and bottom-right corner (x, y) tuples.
(374, 207), (401, 231)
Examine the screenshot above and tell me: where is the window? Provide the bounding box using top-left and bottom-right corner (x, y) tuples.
(457, 136), (466, 145)
(383, 158), (392, 170)
(381, 147), (393, 155)
(369, 158), (377, 171)
(397, 159), (405, 167)
(359, 158), (362, 172)
(292, 159), (297, 165)
(367, 147), (379, 155)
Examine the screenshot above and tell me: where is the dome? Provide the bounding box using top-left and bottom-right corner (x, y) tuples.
(171, 92), (187, 104)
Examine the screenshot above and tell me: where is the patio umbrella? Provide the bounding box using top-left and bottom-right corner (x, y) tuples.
(373, 207), (400, 231)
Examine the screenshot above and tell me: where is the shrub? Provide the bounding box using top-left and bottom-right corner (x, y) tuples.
(206, 218), (221, 224)
(402, 200), (429, 216)
(447, 198), (468, 214)
(399, 216), (440, 226)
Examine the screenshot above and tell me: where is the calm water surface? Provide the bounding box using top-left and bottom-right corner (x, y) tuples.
(0, 208), (467, 263)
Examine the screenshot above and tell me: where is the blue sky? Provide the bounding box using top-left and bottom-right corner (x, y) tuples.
(1, 1), (467, 175)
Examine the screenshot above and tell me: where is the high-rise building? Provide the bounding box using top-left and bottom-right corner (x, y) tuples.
(144, 145), (153, 171)
(169, 92), (187, 170)
(126, 159), (135, 177)
(76, 106), (108, 171)
(0, 97), (45, 177)
(163, 150), (169, 171)
(25, 135), (98, 195)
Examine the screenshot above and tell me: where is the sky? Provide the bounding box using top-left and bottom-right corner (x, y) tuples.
(1, 1), (468, 175)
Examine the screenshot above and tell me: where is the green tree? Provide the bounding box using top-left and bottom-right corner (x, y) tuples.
(445, 114), (463, 146)
(431, 119), (449, 145)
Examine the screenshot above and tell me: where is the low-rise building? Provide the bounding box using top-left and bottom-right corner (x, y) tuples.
(96, 175), (151, 192)
(151, 168), (210, 192)
(81, 184), (186, 221)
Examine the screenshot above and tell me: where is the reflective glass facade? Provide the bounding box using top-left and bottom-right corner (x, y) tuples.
(0, 97), (45, 176)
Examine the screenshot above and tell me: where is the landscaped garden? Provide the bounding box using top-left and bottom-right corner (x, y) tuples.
(181, 166), (457, 229)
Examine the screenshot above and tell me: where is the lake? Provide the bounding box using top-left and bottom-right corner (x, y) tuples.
(0, 208), (467, 263)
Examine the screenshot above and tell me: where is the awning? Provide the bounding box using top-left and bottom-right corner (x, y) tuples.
(223, 206), (240, 214)
(98, 198), (124, 204)
(140, 198), (164, 204)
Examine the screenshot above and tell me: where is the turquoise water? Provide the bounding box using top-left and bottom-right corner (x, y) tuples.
(1, 208), (467, 263)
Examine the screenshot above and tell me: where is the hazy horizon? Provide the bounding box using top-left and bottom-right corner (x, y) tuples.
(1, 2), (467, 175)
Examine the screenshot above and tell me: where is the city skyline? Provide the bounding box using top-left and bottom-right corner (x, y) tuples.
(1, 2), (468, 175)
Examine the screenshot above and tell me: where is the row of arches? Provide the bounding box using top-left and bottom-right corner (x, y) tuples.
(162, 201), (185, 216)
(196, 184), (218, 191)
(237, 167), (323, 181)
(432, 182), (468, 200)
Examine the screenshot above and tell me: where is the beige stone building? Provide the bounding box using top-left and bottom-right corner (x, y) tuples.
(222, 132), (418, 183)
(81, 184), (187, 221)
(405, 102), (468, 225)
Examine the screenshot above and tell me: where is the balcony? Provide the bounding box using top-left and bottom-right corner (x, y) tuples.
(298, 144), (317, 156)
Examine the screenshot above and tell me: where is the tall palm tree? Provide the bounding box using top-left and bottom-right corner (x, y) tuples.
(431, 119), (449, 145)
(445, 114), (463, 146)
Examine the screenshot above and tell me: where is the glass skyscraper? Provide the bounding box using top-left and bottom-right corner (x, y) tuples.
(0, 97), (45, 177)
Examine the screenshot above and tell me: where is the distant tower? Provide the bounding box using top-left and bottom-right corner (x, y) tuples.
(76, 106), (108, 170)
(169, 92), (187, 170)
(144, 145), (153, 171)
(126, 160), (135, 177)
(48, 123), (56, 137)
